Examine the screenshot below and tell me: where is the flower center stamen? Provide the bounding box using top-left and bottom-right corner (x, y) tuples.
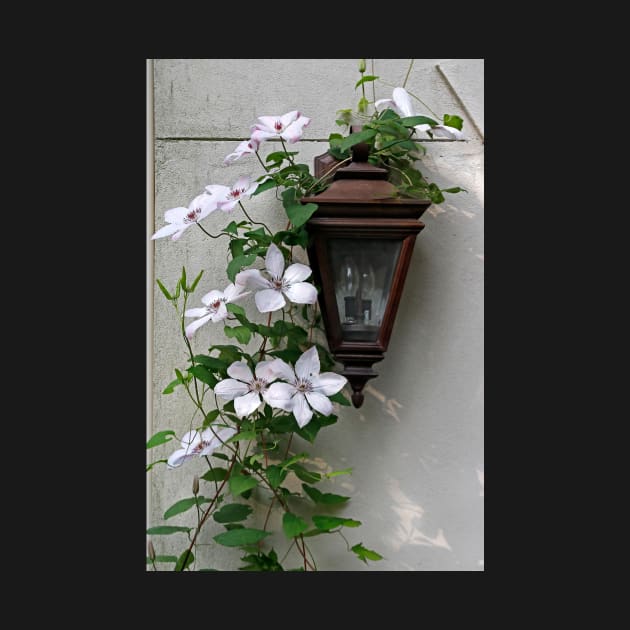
(228, 187), (247, 200)
(272, 278), (284, 290)
(274, 120), (283, 131)
(249, 378), (267, 394)
(296, 379), (313, 394)
(207, 298), (225, 314)
(184, 208), (202, 223)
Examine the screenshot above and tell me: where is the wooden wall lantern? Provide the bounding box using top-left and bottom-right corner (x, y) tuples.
(302, 141), (430, 408)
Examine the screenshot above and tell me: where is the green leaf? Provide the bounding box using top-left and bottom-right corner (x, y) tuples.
(280, 452), (309, 470)
(146, 430), (175, 449)
(223, 400), (236, 413)
(189, 269), (204, 292)
(338, 128), (377, 152)
(212, 452), (229, 461)
(399, 115), (438, 128)
(324, 467), (353, 479)
(162, 378), (181, 395)
(146, 526), (192, 535)
(282, 512), (308, 539)
(146, 459), (167, 472)
(223, 221), (240, 235)
(193, 356), (227, 371)
(146, 555), (177, 564)
(355, 75), (379, 89)
(210, 344), (243, 365)
(244, 227), (272, 244)
(251, 178), (277, 196)
(443, 114), (463, 131)
(329, 391), (351, 406)
(226, 303), (246, 316)
(281, 188), (318, 229)
(302, 484), (350, 505)
(269, 347), (302, 364)
(351, 543), (383, 563)
(266, 150), (298, 163)
(266, 465), (288, 489)
(202, 409), (221, 429)
(224, 325), (252, 345)
(225, 430), (256, 444)
(180, 266), (187, 290)
(291, 464), (321, 484)
(229, 238), (245, 259)
(427, 183), (445, 204)
(229, 474), (258, 497)
(442, 187), (466, 194)
(296, 413), (338, 443)
(312, 515), (361, 531)
(213, 528), (270, 547)
(175, 550), (195, 571)
(200, 467), (228, 482)
(156, 278), (172, 300)
(213, 503), (253, 523)
(188, 365), (218, 388)
(226, 254), (257, 283)
(163, 496), (211, 520)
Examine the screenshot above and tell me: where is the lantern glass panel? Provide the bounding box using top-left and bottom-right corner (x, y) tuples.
(327, 238), (402, 342)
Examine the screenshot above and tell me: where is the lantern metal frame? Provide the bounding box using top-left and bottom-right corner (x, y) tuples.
(302, 142), (431, 407)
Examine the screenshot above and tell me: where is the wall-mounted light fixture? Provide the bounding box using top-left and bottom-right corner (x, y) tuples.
(302, 140), (430, 408)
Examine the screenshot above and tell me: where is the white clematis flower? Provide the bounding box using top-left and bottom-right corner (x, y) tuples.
(167, 426), (237, 469)
(250, 110), (311, 144)
(429, 124), (465, 140)
(375, 87), (465, 140)
(265, 346), (347, 428)
(235, 243), (317, 313)
(184, 283), (249, 338)
(205, 176), (259, 212)
(151, 193), (217, 241)
(223, 137), (261, 165)
(214, 360), (278, 418)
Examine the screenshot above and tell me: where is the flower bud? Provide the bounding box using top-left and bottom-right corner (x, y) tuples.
(358, 58), (366, 73)
(148, 539), (156, 561)
(192, 475), (199, 495)
(358, 97), (369, 114)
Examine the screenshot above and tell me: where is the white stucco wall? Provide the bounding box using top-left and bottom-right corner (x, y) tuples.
(148, 59), (484, 571)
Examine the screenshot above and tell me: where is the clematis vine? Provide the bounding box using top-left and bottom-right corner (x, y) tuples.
(184, 283), (249, 338)
(375, 86), (464, 140)
(167, 426), (237, 469)
(266, 346), (347, 428)
(235, 243), (317, 313)
(214, 360), (278, 418)
(251, 110), (311, 144)
(152, 193), (217, 241)
(205, 176), (259, 212)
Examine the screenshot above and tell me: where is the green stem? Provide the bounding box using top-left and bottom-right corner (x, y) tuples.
(238, 201), (272, 235)
(280, 539), (296, 564)
(177, 453), (238, 571)
(304, 156), (352, 193)
(255, 150), (270, 172)
(402, 58), (415, 88)
(337, 529), (351, 552)
(371, 59), (376, 106)
(280, 138), (295, 165)
(204, 455), (219, 494)
(196, 222), (228, 239)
